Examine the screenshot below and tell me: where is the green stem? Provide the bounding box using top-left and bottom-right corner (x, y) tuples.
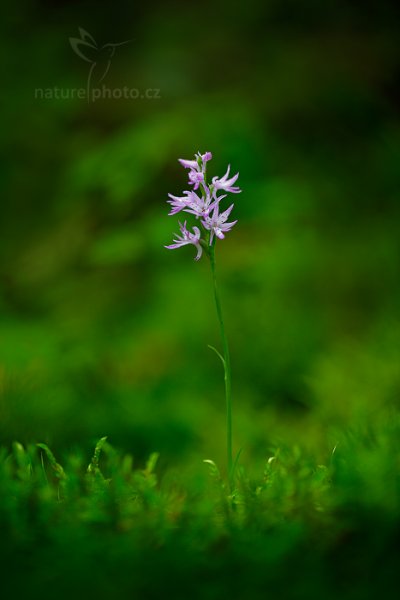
(209, 245), (233, 487)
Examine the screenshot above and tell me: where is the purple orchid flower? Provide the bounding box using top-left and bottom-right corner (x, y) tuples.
(183, 190), (218, 219)
(165, 221), (203, 261)
(179, 152), (213, 190)
(178, 158), (199, 170)
(179, 152), (212, 170)
(166, 151), (239, 485)
(188, 170), (205, 190)
(166, 152), (239, 258)
(212, 165), (241, 194)
(198, 151), (212, 163)
(168, 189), (215, 218)
(201, 201), (237, 245)
(167, 191), (196, 215)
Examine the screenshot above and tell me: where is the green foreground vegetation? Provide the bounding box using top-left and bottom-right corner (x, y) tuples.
(1, 414), (400, 600)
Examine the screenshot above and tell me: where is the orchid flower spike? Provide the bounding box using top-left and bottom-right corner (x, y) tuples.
(166, 151), (240, 259)
(165, 150), (238, 489)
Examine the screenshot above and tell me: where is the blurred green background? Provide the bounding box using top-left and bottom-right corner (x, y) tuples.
(1, 0), (399, 468)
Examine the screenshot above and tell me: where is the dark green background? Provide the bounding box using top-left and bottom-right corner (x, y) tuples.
(1, 0), (399, 469)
